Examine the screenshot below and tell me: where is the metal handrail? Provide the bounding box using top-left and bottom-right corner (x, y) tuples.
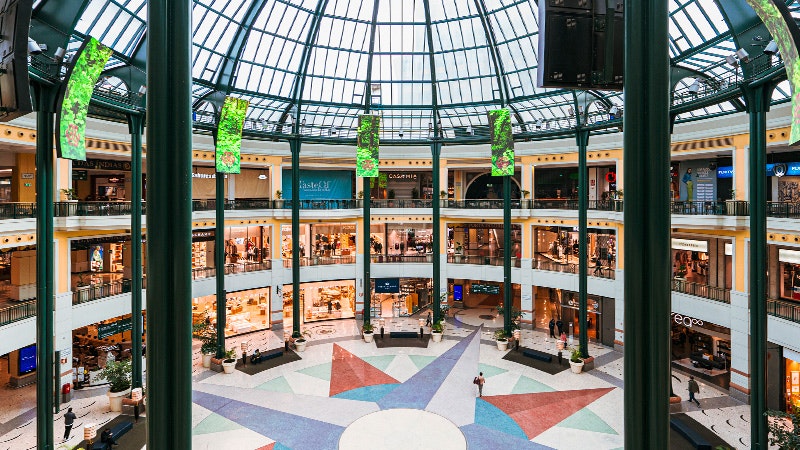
(767, 298), (800, 324)
(0, 301), (36, 326)
(671, 279), (730, 303)
(282, 255), (357, 268)
(0, 203), (37, 219)
(532, 258), (615, 279)
(72, 279), (134, 305)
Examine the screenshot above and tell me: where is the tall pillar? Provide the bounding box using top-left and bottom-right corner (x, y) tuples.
(503, 175), (512, 334)
(623, 0), (671, 447)
(128, 114), (144, 388)
(363, 179), (371, 325)
(577, 129), (589, 358)
(215, 173), (226, 356)
(33, 82), (58, 450)
(743, 82), (770, 450)
(290, 137), (301, 338)
(146, 0), (193, 448)
(432, 141), (442, 323)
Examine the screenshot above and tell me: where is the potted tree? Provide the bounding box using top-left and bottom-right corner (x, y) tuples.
(453, 242), (463, 263)
(99, 359), (132, 412)
(440, 190), (448, 207)
(362, 322), (375, 343)
(274, 190), (283, 208)
(494, 329), (509, 351)
(60, 188), (79, 201)
(294, 334), (307, 352)
(193, 317), (217, 368)
(221, 348), (237, 374)
(765, 408), (800, 449)
(520, 189), (530, 208)
(569, 347), (585, 373)
(431, 320), (444, 342)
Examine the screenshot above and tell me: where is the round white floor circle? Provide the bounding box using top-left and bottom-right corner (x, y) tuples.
(338, 408), (467, 450)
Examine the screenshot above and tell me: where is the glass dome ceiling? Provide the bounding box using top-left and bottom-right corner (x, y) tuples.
(30, 0), (800, 139)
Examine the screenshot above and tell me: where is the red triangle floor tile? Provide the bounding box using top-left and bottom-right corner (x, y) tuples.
(329, 344), (399, 397)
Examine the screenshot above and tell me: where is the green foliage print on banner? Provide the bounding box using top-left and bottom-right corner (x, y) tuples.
(216, 96), (249, 174)
(357, 114), (380, 178)
(57, 37), (113, 161)
(744, 0), (800, 146)
(488, 109), (514, 176)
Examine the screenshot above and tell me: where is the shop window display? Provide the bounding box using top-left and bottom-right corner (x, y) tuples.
(225, 225), (270, 265)
(533, 226), (614, 273)
(282, 280), (356, 324)
(192, 288), (271, 336)
(787, 357), (800, 412)
(281, 223), (356, 260)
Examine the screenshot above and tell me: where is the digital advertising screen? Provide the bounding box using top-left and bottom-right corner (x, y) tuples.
(453, 285), (463, 301)
(374, 278), (400, 294)
(18, 344), (36, 375)
(488, 109), (514, 176)
(215, 96), (249, 174)
(745, 0), (800, 146)
(357, 114), (380, 178)
(56, 37), (113, 161)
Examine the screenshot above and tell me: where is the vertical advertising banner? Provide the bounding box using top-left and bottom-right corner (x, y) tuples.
(357, 114), (380, 178)
(745, 0), (800, 146)
(488, 109), (514, 176)
(56, 37), (113, 161)
(215, 96), (249, 174)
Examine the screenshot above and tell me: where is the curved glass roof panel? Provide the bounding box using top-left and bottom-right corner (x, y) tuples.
(31, 0), (798, 134)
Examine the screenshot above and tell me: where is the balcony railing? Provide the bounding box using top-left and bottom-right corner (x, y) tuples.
(371, 254), (432, 263)
(767, 298), (800, 324)
(671, 279), (730, 303)
(191, 261), (273, 279)
(532, 258), (615, 279)
(282, 255), (358, 268)
(72, 279), (133, 305)
(0, 203), (36, 219)
(0, 301), (36, 326)
(447, 254), (522, 267)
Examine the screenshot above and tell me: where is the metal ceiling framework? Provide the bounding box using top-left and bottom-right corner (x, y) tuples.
(23, 0), (800, 145)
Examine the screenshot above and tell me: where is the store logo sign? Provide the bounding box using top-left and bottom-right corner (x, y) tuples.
(779, 249), (800, 264)
(671, 238), (708, 252)
(672, 313), (703, 328)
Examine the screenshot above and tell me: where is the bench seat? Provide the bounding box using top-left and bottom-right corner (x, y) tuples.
(522, 348), (553, 363)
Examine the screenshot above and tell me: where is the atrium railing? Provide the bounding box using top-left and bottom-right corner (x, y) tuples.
(55, 201), (137, 217)
(766, 202), (800, 219)
(191, 261), (273, 280)
(72, 279), (133, 305)
(532, 199), (623, 211)
(371, 254), (432, 263)
(670, 200), (749, 216)
(370, 199), (434, 208)
(447, 254), (522, 268)
(671, 279), (730, 304)
(767, 298), (800, 324)
(532, 258), (615, 279)
(282, 255), (358, 268)
(0, 301), (36, 326)
(0, 203), (36, 219)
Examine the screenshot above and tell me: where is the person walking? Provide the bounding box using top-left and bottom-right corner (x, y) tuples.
(426, 311), (432, 327)
(475, 372), (486, 397)
(63, 407), (77, 441)
(548, 318), (556, 338)
(687, 376), (701, 406)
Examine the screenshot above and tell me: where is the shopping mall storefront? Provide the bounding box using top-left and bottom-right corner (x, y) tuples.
(532, 287), (614, 346)
(282, 280), (356, 324)
(533, 226), (616, 274)
(281, 223), (356, 260)
(670, 313), (731, 389)
(192, 287), (271, 336)
(371, 277), (432, 317)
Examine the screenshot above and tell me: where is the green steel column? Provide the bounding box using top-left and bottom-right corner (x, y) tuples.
(290, 137), (302, 338)
(215, 173), (226, 357)
(128, 114), (144, 388)
(363, 180), (371, 325)
(503, 175), (512, 335)
(623, 0), (671, 448)
(577, 129), (590, 358)
(146, 0), (193, 448)
(431, 141), (442, 323)
(33, 82), (57, 450)
(744, 83), (769, 450)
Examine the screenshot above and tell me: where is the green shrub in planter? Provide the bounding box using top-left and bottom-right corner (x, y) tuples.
(99, 359), (132, 393)
(431, 320), (444, 333)
(494, 330), (508, 342)
(570, 347), (583, 363)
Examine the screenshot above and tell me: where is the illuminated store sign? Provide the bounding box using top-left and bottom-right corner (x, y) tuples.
(671, 238), (708, 252)
(779, 249), (800, 264)
(671, 313), (703, 328)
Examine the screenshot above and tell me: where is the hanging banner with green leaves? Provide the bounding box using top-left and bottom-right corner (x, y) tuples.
(56, 37), (113, 161)
(489, 109), (514, 176)
(357, 114), (380, 177)
(215, 96), (249, 173)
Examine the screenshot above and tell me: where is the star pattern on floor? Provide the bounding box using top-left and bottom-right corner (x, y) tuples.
(192, 327), (617, 449)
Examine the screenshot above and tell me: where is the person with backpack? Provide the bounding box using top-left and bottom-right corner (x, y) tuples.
(473, 372), (485, 397)
(63, 407), (77, 441)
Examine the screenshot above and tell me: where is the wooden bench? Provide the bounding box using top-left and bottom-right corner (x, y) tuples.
(91, 421), (133, 450)
(670, 416), (711, 450)
(522, 348), (553, 363)
(390, 331), (419, 339)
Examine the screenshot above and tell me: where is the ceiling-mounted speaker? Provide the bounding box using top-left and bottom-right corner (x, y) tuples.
(537, 0), (624, 91)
